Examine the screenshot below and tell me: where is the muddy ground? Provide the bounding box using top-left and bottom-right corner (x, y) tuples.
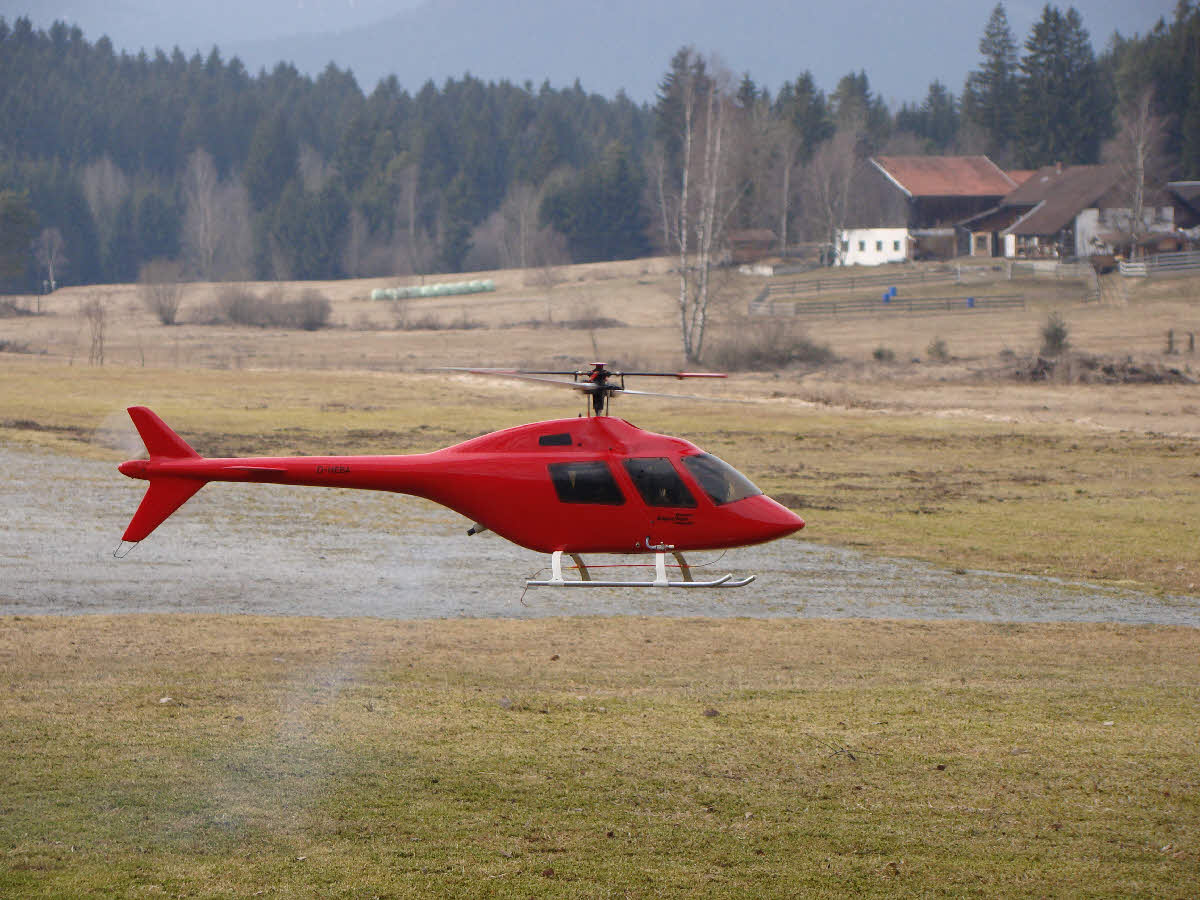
(4, 443), (1196, 626)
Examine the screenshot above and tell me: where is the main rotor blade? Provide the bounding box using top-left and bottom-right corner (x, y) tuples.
(438, 367), (599, 391)
(611, 387), (736, 403)
(618, 371), (727, 380)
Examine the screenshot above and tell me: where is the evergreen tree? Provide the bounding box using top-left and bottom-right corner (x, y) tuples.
(540, 142), (650, 263)
(773, 72), (833, 164)
(243, 113), (298, 212)
(1016, 5), (1113, 166)
(0, 190), (37, 285)
(134, 191), (181, 262)
(830, 71), (890, 151)
(963, 3), (1019, 157)
(897, 81), (960, 152)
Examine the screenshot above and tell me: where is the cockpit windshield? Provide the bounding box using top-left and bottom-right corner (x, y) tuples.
(680, 454), (763, 505)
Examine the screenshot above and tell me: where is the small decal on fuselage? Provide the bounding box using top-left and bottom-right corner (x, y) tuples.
(656, 512), (694, 525)
(315, 464), (351, 474)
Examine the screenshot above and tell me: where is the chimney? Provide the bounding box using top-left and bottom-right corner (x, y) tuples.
(1055, 161), (1063, 175)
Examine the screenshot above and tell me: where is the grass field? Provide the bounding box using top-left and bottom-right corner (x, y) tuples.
(2, 259), (1199, 895)
(2, 615), (1197, 897)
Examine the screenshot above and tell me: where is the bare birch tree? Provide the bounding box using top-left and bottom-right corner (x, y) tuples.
(81, 156), (130, 253)
(655, 48), (740, 363)
(803, 123), (863, 265)
(32, 227), (66, 291)
(182, 149), (221, 277)
(181, 149), (253, 280)
(1104, 87), (1170, 254)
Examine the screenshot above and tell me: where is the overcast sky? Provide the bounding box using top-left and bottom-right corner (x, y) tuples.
(1, 0), (1180, 104)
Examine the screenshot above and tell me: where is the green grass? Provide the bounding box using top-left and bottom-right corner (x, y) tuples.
(2, 615), (1197, 897)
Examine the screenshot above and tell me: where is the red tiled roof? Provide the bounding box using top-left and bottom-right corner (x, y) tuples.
(872, 156), (1017, 198)
(1006, 170), (1035, 186)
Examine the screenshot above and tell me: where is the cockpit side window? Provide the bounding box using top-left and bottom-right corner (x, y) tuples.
(623, 457), (697, 508)
(680, 453), (763, 505)
(548, 461), (625, 505)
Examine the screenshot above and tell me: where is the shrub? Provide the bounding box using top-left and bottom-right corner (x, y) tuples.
(872, 346), (896, 363)
(926, 337), (950, 362)
(138, 259), (185, 325)
(214, 287), (331, 330)
(707, 318), (835, 371)
(1040, 313), (1069, 356)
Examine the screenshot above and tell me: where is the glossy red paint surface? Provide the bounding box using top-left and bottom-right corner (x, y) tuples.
(119, 407), (805, 553)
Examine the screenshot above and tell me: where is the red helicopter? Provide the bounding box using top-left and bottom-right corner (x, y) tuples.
(116, 364), (805, 588)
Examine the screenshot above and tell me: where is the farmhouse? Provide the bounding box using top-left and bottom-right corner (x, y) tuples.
(961, 163), (1186, 259)
(724, 228), (777, 264)
(838, 156), (1018, 265)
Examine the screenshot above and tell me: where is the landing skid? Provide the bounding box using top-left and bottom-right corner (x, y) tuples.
(525, 550), (756, 589)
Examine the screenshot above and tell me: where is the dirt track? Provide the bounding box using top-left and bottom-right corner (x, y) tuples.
(4, 443), (1196, 625)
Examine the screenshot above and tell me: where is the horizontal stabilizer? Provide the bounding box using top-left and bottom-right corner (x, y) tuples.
(122, 477), (206, 542)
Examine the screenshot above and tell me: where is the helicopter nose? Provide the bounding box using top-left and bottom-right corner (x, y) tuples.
(762, 496), (805, 539)
(731, 494), (805, 545)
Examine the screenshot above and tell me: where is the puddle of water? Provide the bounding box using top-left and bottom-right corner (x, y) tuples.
(2, 443), (1196, 625)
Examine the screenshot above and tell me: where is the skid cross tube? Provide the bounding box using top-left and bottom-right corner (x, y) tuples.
(525, 550), (756, 589)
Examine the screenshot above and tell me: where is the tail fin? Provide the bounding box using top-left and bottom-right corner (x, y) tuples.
(122, 477), (206, 542)
(127, 406), (200, 459)
(120, 407), (206, 543)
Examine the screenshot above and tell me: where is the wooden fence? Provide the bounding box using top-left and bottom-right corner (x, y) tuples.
(749, 294), (1026, 318)
(1119, 250), (1200, 278)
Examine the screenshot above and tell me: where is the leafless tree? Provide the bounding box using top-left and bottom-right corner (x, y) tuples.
(181, 149), (253, 280)
(80, 297), (107, 365)
(32, 227), (67, 291)
(803, 123), (864, 264)
(81, 156), (130, 250)
(1104, 87), (1171, 254)
(298, 144), (334, 191)
(138, 258), (185, 325)
(182, 149), (221, 277)
(770, 119), (805, 253)
(656, 50), (741, 363)
(342, 208), (370, 276)
(392, 162), (435, 276)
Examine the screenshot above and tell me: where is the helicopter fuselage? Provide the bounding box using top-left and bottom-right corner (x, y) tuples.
(118, 412), (804, 554)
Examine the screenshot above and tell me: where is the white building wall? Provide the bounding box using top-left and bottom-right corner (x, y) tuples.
(1074, 208), (1102, 257)
(838, 228), (910, 266)
(1078, 206), (1178, 256)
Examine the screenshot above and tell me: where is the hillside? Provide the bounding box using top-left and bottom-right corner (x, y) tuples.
(3, 258), (1198, 436)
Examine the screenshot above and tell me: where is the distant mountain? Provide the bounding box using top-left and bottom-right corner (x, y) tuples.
(228, 0), (972, 102)
(5, 0), (1177, 104)
(1, 0), (419, 49)
(226, 0), (1173, 104)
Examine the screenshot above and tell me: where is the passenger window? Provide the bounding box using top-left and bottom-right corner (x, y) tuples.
(548, 461), (624, 504)
(623, 458), (697, 508)
(680, 454), (763, 505)
(538, 432), (573, 446)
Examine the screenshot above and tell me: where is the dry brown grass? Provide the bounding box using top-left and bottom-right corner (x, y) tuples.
(4, 258), (1197, 376)
(2, 614), (1197, 897)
